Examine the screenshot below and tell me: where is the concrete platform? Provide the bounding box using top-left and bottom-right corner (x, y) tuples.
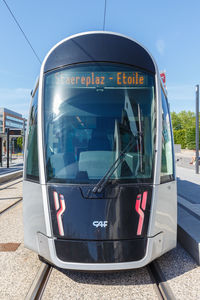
(176, 166), (200, 265)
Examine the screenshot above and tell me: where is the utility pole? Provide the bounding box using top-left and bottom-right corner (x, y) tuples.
(195, 85), (199, 174)
(22, 119), (25, 155)
(0, 137), (2, 167)
(6, 128), (9, 168)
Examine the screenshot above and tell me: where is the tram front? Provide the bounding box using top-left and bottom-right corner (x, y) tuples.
(43, 60), (156, 265)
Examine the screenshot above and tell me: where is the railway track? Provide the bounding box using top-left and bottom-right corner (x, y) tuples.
(25, 260), (175, 300)
(0, 177), (23, 215)
(25, 263), (52, 300)
(0, 178), (22, 191)
(0, 197), (22, 215)
(148, 261), (175, 300)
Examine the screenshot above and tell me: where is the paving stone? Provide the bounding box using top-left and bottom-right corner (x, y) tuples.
(0, 245), (41, 300)
(0, 201), (41, 300)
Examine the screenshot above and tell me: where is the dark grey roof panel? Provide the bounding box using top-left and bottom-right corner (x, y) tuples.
(44, 33), (155, 73)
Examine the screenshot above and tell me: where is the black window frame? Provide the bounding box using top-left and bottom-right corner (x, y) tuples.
(25, 86), (39, 182)
(160, 85), (175, 184)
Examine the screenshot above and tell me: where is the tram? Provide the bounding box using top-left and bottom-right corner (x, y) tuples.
(23, 32), (177, 271)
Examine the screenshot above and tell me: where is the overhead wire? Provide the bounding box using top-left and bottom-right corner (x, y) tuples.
(103, 0), (107, 31)
(2, 0), (42, 64)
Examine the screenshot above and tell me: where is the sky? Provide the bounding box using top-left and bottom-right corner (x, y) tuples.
(0, 0), (200, 118)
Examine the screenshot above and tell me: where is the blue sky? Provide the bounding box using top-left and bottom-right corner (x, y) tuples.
(0, 0), (200, 117)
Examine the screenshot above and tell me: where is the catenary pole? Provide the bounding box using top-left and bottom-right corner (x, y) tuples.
(6, 128), (9, 168)
(195, 85), (199, 174)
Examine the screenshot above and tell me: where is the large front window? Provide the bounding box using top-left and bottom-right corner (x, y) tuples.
(44, 63), (155, 183)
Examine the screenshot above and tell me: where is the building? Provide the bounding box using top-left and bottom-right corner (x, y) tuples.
(0, 108), (27, 157)
(0, 108), (26, 134)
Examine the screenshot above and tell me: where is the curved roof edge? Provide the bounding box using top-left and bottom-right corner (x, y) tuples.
(42, 31), (156, 74)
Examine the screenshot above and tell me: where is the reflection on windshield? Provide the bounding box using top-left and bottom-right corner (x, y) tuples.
(44, 64), (155, 183)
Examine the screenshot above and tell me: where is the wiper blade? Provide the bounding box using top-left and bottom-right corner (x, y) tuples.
(92, 132), (142, 194)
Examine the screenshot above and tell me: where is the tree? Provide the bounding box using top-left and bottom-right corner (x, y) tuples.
(173, 129), (186, 148)
(17, 137), (23, 151)
(171, 112), (182, 130)
(178, 110), (195, 129)
(186, 126), (200, 150)
(171, 110), (199, 149)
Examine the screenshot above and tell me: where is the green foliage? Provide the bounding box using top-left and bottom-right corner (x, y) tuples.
(171, 110), (200, 149)
(17, 137), (23, 150)
(171, 112), (182, 130)
(173, 129), (186, 148)
(178, 111), (195, 129)
(186, 126), (200, 150)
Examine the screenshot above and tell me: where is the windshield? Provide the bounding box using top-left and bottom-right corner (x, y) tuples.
(44, 63), (156, 183)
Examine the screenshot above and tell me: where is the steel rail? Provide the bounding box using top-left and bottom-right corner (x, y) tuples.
(0, 176), (23, 215)
(148, 261), (175, 300)
(0, 179), (23, 191)
(0, 197), (22, 215)
(25, 263), (52, 300)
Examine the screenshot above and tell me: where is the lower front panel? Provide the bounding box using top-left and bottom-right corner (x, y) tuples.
(55, 238), (147, 263)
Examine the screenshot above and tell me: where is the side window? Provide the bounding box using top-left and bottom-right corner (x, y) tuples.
(160, 88), (174, 183)
(25, 89), (39, 181)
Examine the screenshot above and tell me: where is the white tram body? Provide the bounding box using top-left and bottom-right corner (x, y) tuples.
(23, 32), (177, 271)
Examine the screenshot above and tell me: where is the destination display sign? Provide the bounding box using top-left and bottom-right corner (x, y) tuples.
(47, 71), (150, 88)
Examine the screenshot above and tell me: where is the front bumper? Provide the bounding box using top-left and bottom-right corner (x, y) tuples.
(55, 238), (147, 263)
(37, 232), (164, 271)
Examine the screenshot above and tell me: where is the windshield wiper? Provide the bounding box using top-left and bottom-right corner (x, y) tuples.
(92, 132), (143, 194)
